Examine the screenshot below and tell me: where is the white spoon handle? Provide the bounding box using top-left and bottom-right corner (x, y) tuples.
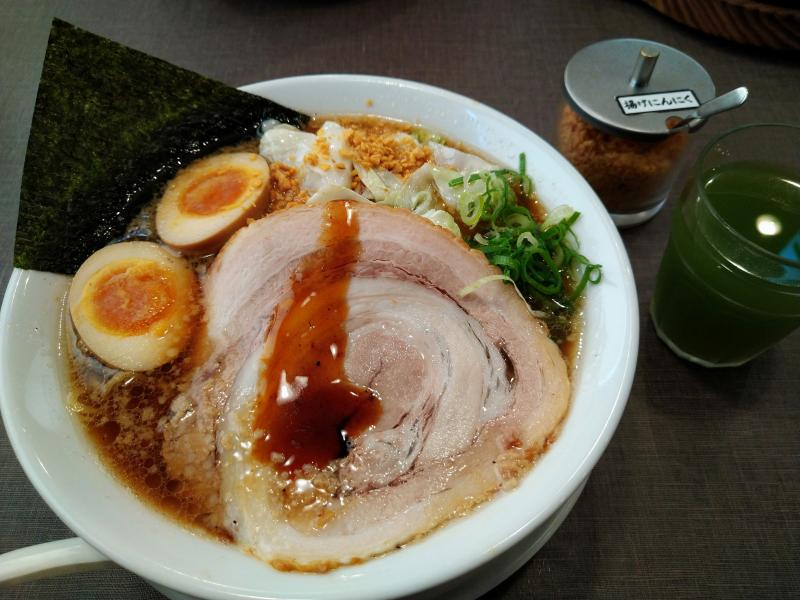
(0, 538), (110, 586)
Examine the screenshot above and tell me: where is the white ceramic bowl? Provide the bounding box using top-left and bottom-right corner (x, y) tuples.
(0, 75), (638, 599)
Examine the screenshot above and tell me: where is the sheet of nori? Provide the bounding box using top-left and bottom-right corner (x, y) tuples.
(14, 19), (309, 274)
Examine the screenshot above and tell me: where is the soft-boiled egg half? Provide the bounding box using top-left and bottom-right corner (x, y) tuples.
(69, 241), (197, 372)
(156, 152), (271, 253)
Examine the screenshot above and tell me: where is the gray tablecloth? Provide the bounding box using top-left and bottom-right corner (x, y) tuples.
(1, 1), (798, 598)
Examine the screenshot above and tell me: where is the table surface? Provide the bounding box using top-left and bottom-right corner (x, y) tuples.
(1, 1), (798, 598)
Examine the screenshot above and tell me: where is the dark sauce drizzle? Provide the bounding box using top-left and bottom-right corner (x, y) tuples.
(253, 200), (381, 471)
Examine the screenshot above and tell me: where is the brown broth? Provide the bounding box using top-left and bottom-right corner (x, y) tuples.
(69, 333), (229, 540)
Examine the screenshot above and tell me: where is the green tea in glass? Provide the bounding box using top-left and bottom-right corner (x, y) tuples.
(651, 124), (800, 367)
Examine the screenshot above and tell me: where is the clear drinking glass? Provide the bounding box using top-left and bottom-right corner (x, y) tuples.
(650, 124), (800, 367)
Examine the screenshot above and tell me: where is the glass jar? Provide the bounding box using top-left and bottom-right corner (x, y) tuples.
(558, 39), (715, 228)
(556, 103), (689, 226)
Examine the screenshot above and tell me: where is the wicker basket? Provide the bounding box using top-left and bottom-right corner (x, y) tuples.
(642, 0), (800, 50)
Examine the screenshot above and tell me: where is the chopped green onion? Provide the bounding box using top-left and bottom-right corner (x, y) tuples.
(516, 231), (539, 248)
(458, 274), (514, 297)
(441, 153), (600, 340)
(568, 263), (599, 302)
(411, 128), (445, 145)
(449, 154), (601, 330)
(457, 192), (484, 227)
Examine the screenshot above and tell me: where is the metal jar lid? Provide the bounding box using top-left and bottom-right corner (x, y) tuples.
(563, 38), (716, 140)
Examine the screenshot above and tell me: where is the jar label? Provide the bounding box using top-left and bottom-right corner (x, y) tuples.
(617, 90), (700, 115)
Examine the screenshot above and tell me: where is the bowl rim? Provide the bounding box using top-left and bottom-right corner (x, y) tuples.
(0, 74), (639, 599)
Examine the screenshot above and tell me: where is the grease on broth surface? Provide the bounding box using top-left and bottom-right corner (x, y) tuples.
(68, 329), (231, 539)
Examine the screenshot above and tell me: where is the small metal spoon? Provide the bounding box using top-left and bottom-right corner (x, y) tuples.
(668, 86), (749, 132)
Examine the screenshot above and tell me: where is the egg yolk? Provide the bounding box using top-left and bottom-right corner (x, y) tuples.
(85, 260), (177, 336)
(178, 168), (253, 216)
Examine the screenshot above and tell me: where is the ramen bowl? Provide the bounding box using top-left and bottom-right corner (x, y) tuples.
(0, 75), (637, 599)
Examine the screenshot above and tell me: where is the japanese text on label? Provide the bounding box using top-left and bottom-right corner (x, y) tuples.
(617, 90), (700, 115)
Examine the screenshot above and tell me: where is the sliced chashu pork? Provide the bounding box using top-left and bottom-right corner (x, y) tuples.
(161, 201), (569, 570)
